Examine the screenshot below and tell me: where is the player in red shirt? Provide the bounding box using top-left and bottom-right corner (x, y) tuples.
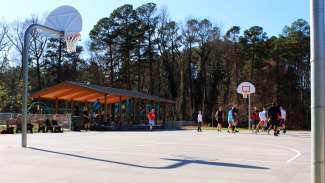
(147, 108), (156, 131)
(250, 107), (260, 133)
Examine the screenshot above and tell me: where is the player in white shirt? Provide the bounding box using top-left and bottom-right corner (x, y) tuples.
(197, 111), (203, 132)
(256, 107), (267, 133)
(280, 106), (287, 134)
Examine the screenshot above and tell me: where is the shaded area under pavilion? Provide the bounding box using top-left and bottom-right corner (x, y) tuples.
(30, 81), (176, 129)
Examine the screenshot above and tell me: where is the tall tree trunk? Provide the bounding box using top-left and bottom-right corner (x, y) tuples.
(57, 40), (62, 83)
(234, 43), (239, 103)
(137, 43), (141, 91)
(126, 51), (131, 89)
(250, 50), (255, 81)
(180, 58), (187, 119)
(36, 58), (42, 90)
(188, 42), (194, 112)
(170, 49), (177, 99)
(148, 36), (154, 94)
(109, 44), (114, 87)
(157, 58), (161, 95)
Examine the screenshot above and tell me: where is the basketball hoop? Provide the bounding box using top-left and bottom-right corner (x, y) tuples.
(44, 5), (83, 53)
(64, 33), (81, 53)
(242, 86), (250, 99)
(236, 81), (255, 133)
(22, 5), (82, 148)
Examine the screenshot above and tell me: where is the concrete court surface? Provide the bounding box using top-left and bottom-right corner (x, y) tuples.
(0, 130), (310, 183)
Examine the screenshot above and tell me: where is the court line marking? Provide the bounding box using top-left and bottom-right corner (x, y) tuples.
(148, 141), (303, 164)
(46, 141), (301, 165)
(286, 147), (302, 163)
(250, 143), (302, 164)
(29, 132), (304, 164)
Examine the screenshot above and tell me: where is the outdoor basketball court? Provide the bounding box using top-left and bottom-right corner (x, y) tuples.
(0, 130), (309, 183)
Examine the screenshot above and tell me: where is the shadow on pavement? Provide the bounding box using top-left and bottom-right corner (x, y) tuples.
(28, 147), (269, 170)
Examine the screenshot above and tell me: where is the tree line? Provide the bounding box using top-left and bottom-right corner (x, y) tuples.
(0, 3), (310, 129)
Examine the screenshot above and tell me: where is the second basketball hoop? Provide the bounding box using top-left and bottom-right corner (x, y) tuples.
(237, 82), (255, 98)
(237, 81), (255, 131)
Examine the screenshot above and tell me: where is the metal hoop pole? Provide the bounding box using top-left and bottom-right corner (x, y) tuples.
(248, 94), (251, 132)
(311, 0), (325, 182)
(22, 24), (63, 147)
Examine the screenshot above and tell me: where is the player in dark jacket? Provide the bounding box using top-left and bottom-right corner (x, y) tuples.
(267, 102), (281, 136)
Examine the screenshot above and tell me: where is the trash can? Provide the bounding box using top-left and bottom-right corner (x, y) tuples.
(71, 116), (82, 131)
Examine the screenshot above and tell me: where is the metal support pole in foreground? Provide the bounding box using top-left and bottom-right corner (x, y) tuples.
(22, 24), (63, 147)
(311, 0), (325, 182)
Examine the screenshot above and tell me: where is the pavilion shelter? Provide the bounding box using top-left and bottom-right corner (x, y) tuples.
(30, 81), (176, 127)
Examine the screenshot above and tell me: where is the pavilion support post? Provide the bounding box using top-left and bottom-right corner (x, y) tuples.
(104, 95), (108, 122)
(133, 98), (136, 122)
(109, 103), (112, 122)
(70, 100), (74, 115)
(157, 102), (159, 118)
(55, 98), (58, 114)
(119, 96), (122, 126)
(163, 103), (166, 126)
(145, 100), (148, 122)
(65, 100), (68, 114)
(37, 97), (40, 113)
(173, 104), (176, 121)
(153, 101), (157, 119)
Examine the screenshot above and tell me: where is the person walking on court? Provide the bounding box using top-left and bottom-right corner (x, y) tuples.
(232, 104), (240, 133)
(280, 106), (287, 134)
(147, 108), (156, 132)
(267, 102), (281, 136)
(227, 106), (235, 133)
(197, 110), (203, 132)
(250, 106), (259, 133)
(215, 107), (224, 132)
(257, 107), (268, 133)
(82, 106), (90, 131)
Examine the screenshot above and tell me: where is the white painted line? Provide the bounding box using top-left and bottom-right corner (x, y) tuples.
(260, 143), (302, 164)
(135, 144), (145, 147)
(150, 142), (303, 164)
(285, 147), (302, 163)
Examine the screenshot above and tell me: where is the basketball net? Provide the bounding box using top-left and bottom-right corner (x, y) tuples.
(243, 92), (248, 99)
(64, 33), (81, 53)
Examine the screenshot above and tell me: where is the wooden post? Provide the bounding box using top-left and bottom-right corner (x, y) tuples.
(119, 96), (122, 126)
(37, 97), (41, 114)
(37, 97), (43, 113)
(163, 103), (166, 124)
(109, 103), (112, 121)
(55, 98), (58, 114)
(133, 98), (136, 122)
(65, 100), (68, 114)
(145, 100), (148, 123)
(71, 100), (74, 115)
(173, 103), (176, 121)
(104, 95), (108, 122)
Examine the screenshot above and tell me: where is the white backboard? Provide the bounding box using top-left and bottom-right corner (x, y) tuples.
(237, 82), (255, 94)
(44, 5), (82, 38)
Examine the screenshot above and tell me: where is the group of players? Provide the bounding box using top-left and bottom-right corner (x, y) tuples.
(249, 102), (287, 136)
(198, 102), (287, 136)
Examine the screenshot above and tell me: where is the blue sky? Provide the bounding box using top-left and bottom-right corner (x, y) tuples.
(1, 0), (309, 42)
